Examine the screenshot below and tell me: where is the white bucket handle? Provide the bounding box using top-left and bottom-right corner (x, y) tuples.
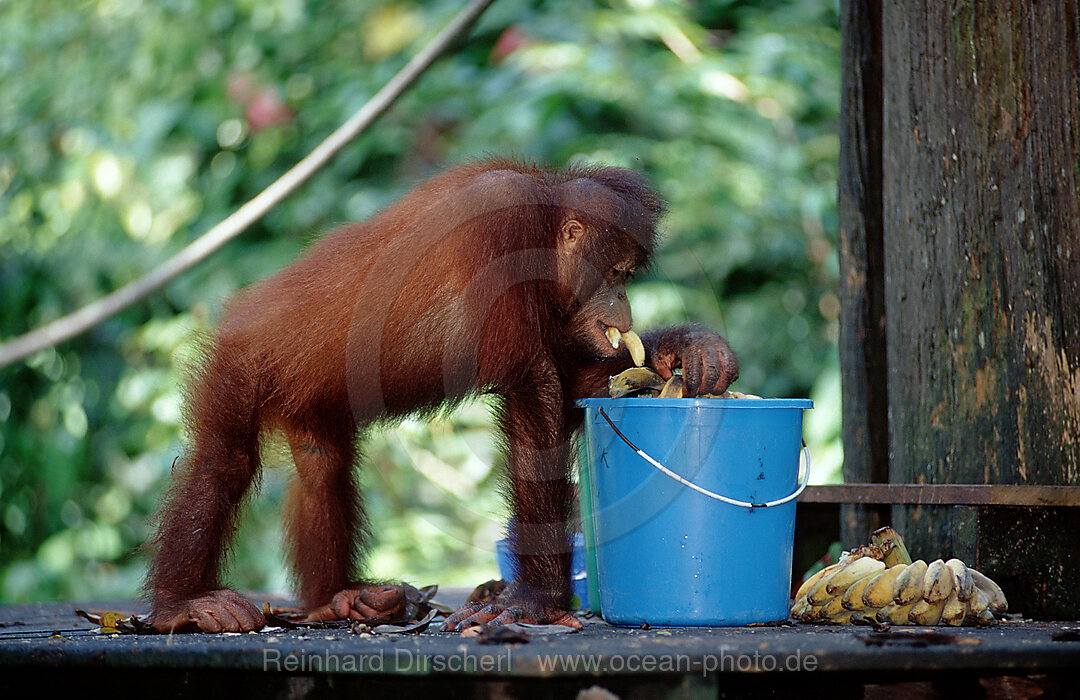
(597, 407), (810, 508)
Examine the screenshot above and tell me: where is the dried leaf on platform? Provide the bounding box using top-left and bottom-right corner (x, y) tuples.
(74, 608), (148, 635)
(856, 630), (982, 647)
(475, 624), (531, 644)
(466, 579), (507, 604)
(371, 609), (438, 634)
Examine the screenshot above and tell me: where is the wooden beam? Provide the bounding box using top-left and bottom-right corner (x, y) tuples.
(800, 484), (1080, 507)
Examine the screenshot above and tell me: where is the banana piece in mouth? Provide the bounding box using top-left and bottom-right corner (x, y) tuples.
(605, 326), (645, 366)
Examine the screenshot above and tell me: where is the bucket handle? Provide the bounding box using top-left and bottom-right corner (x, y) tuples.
(597, 407), (810, 508)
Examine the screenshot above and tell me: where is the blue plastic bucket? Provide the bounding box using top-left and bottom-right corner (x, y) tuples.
(575, 443), (602, 614)
(576, 397), (812, 626)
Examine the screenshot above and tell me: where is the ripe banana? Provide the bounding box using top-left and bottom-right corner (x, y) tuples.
(970, 569), (1008, 614)
(819, 594), (847, 619)
(808, 566), (841, 605)
(623, 330), (645, 366)
(604, 327), (646, 366)
(940, 590), (966, 626)
(659, 375), (684, 398)
(877, 600), (917, 625)
(719, 390), (763, 399)
(908, 598), (947, 625)
(604, 325), (621, 350)
(860, 564), (906, 608)
(827, 611), (858, 624)
(841, 574), (875, 611)
(849, 609), (880, 624)
(966, 588), (996, 626)
(791, 595), (814, 619)
(794, 563), (841, 602)
(893, 560), (929, 605)
(790, 528), (1008, 627)
(945, 559), (975, 603)
(606, 359), (761, 398)
(922, 559), (953, 603)
(968, 586), (991, 616)
(607, 367), (665, 398)
(825, 557), (885, 596)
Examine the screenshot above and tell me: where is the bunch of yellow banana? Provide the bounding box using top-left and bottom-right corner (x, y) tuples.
(790, 527), (1008, 626)
(607, 366), (762, 399)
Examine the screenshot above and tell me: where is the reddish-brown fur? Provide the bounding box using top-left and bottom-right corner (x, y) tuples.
(146, 158), (738, 633)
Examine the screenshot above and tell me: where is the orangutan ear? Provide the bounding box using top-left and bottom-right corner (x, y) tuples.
(560, 219), (586, 253)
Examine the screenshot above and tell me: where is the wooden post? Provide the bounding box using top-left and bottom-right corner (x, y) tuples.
(838, 0), (1080, 618)
(837, 0), (889, 548)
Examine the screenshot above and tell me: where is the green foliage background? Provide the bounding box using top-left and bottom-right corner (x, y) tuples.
(0, 0), (840, 603)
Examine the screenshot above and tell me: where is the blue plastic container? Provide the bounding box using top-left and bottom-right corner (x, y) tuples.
(496, 533), (590, 609)
(575, 443), (602, 614)
(577, 397), (812, 626)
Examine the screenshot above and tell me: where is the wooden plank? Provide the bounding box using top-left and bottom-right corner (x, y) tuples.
(801, 484), (1080, 506)
(2, 601), (1080, 680)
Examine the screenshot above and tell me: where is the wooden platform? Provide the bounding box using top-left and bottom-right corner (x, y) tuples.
(2, 595), (1078, 698)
